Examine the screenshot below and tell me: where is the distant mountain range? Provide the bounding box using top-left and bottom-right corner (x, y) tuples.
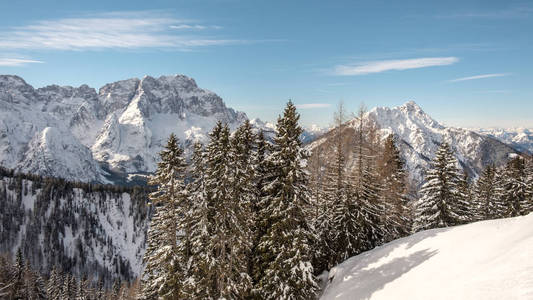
(0, 74), (528, 185)
(307, 101), (523, 185)
(473, 127), (533, 155)
(0, 74), (248, 183)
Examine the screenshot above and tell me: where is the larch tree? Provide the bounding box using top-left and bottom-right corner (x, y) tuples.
(349, 104), (384, 253)
(378, 134), (411, 242)
(255, 101), (318, 299)
(318, 101), (361, 268)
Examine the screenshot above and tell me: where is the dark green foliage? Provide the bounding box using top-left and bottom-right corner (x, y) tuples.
(501, 157), (531, 217)
(415, 143), (469, 230)
(141, 133), (189, 300)
(255, 101), (318, 299)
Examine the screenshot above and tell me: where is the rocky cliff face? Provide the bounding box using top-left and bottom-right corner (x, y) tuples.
(0, 74), (247, 182)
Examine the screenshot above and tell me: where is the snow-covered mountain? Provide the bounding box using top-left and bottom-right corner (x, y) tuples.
(0, 74), (247, 182)
(308, 101), (522, 185)
(250, 117), (327, 143)
(321, 213), (533, 299)
(302, 124), (329, 144)
(474, 127), (533, 154)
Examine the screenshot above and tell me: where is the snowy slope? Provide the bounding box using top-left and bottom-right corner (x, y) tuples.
(474, 127), (533, 154)
(321, 214), (533, 300)
(308, 101), (521, 184)
(20, 127), (107, 183)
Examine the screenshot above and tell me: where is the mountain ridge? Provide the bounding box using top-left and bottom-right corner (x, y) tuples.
(0, 74), (248, 182)
(308, 101), (522, 185)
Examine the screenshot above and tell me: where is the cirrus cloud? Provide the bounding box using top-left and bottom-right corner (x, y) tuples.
(448, 73), (511, 82)
(0, 11), (241, 51)
(333, 57), (459, 76)
(0, 58), (43, 66)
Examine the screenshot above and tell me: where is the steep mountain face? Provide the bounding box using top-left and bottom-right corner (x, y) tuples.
(475, 127), (533, 154)
(308, 101), (521, 185)
(20, 127), (105, 183)
(0, 170), (150, 284)
(0, 74), (247, 182)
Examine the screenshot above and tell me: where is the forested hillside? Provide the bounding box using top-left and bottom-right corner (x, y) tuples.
(0, 167), (151, 286)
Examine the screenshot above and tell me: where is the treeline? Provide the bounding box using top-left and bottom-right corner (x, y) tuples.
(0, 165), (144, 194)
(140, 101), (533, 299)
(0, 249), (139, 299)
(141, 102), (317, 299)
(0, 166), (152, 291)
(415, 143), (533, 230)
(310, 103), (412, 272)
(139, 102), (413, 299)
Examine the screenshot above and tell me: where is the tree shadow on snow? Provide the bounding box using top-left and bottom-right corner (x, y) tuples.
(327, 248), (439, 300)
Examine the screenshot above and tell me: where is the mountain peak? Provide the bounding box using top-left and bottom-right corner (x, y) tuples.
(0, 74), (31, 89)
(402, 100), (422, 111)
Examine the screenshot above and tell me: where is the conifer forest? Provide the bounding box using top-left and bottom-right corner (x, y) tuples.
(2, 100), (529, 299)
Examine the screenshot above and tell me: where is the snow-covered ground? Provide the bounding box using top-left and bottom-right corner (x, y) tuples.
(321, 214), (533, 300)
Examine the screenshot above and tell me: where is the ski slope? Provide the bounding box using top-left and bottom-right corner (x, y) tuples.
(321, 214), (533, 300)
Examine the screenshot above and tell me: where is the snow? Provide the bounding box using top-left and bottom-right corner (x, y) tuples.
(474, 127), (533, 154)
(0, 176), (149, 280)
(0, 74), (248, 181)
(308, 101), (521, 186)
(321, 214), (533, 300)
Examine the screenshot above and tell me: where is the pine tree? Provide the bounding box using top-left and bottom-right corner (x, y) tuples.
(185, 122), (255, 299)
(62, 274), (76, 300)
(355, 162), (385, 251)
(415, 142), (467, 230)
(255, 101), (318, 299)
(250, 130), (271, 287)
(46, 266), (62, 300)
(12, 249), (26, 300)
(111, 279), (121, 299)
(183, 141), (213, 299)
(526, 158), (533, 208)
(456, 171), (474, 223)
(501, 156), (531, 216)
(0, 255), (12, 299)
(473, 165), (504, 220)
(206, 122), (253, 298)
(141, 133), (189, 299)
(77, 275), (90, 300)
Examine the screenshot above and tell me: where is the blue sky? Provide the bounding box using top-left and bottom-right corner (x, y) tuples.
(1, 0), (532, 128)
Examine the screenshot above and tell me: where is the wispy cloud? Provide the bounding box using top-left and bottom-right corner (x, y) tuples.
(438, 6), (533, 19)
(296, 103), (332, 109)
(170, 24), (222, 30)
(448, 73), (510, 82)
(0, 11), (240, 51)
(332, 57), (459, 76)
(0, 58), (43, 66)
